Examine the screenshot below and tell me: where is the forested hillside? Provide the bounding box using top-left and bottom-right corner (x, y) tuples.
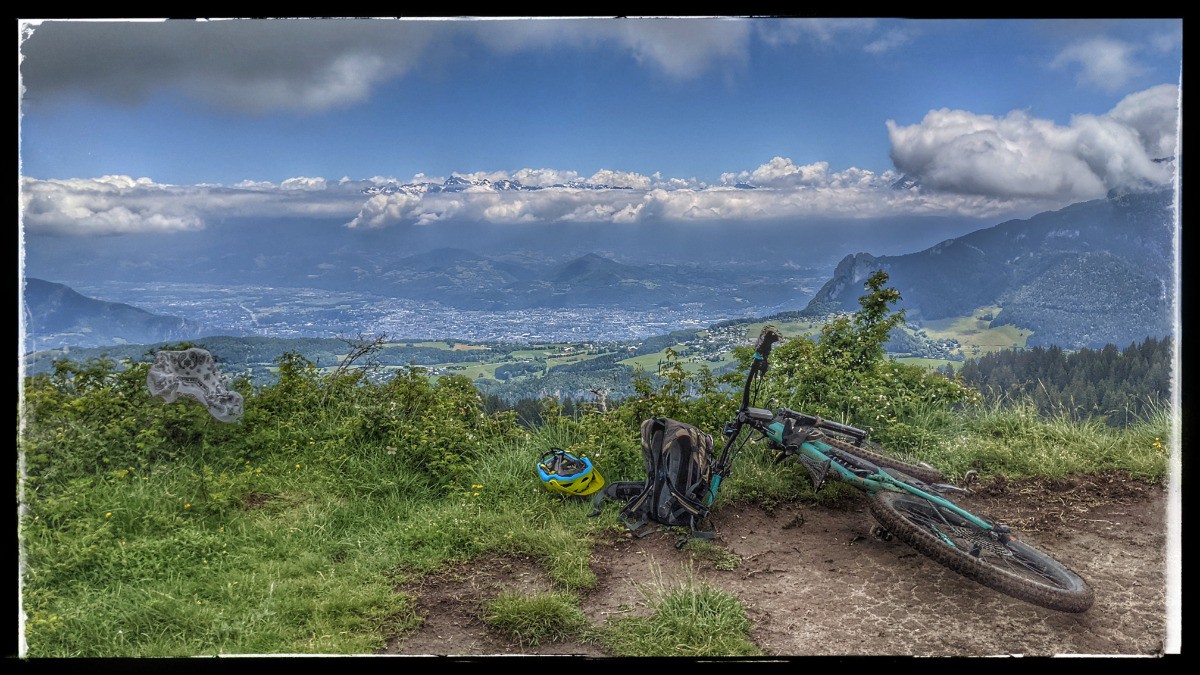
(952, 336), (1172, 426)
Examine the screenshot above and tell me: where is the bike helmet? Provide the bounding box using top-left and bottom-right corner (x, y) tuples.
(538, 448), (606, 496)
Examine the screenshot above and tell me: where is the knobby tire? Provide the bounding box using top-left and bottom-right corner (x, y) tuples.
(819, 433), (945, 484)
(868, 490), (1094, 613)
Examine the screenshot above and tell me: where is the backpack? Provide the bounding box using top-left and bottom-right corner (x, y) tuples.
(590, 417), (717, 545)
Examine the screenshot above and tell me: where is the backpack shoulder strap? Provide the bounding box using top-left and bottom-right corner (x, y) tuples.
(588, 480), (645, 517)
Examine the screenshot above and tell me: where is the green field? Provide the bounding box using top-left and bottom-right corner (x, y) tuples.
(546, 351), (609, 370)
(438, 361), (507, 380)
(893, 356), (959, 370)
(620, 347), (740, 375)
(920, 306), (1033, 355)
(742, 320), (823, 340)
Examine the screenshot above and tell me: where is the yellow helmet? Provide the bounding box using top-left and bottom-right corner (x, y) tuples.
(538, 448), (606, 496)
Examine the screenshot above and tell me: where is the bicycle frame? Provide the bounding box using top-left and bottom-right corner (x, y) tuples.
(784, 434), (993, 530)
(709, 325), (992, 531)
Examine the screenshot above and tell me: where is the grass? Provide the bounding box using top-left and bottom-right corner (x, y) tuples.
(546, 351), (610, 370)
(20, 422), (608, 656)
(596, 564), (760, 657)
(435, 361), (506, 381)
(681, 540), (741, 571)
(483, 591), (589, 647)
(18, 373), (1171, 657)
(920, 306), (1034, 355)
(619, 349), (738, 374)
(893, 400), (1171, 482)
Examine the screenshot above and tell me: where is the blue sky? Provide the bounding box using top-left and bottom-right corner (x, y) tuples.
(17, 17), (1183, 235)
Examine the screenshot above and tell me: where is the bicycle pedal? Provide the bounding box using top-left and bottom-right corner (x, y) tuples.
(797, 454), (831, 492)
(870, 525), (893, 542)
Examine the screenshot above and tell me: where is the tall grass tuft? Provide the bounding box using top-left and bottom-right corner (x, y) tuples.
(482, 590), (589, 647)
(598, 563), (760, 657)
(910, 398), (1171, 481)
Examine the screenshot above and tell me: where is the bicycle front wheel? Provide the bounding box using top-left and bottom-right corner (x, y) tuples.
(869, 490), (1094, 613)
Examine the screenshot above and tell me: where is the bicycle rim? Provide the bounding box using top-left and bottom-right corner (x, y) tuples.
(869, 490), (1094, 613)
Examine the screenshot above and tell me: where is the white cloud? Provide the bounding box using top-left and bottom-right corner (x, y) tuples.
(755, 18), (878, 48)
(20, 18), (759, 113)
(34, 100), (1175, 238)
(20, 176), (204, 235)
(720, 158), (898, 191)
(342, 168), (1038, 230)
(588, 169), (653, 189)
(1106, 83), (1180, 159)
(1051, 37), (1144, 92)
(21, 175), (369, 235)
(280, 176), (329, 191)
(510, 168), (581, 186)
(1150, 30), (1182, 54)
(864, 28), (912, 54)
(886, 85), (1178, 201)
(609, 19), (752, 79)
(345, 191), (424, 229)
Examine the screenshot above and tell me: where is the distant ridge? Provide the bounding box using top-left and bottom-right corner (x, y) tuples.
(800, 189), (1174, 349)
(23, 278), (210, 352)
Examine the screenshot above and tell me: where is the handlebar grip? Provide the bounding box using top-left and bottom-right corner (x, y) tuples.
(753, 326), (783, 369)
(777, 407), (868, 441)
(776, 407), (819, 426)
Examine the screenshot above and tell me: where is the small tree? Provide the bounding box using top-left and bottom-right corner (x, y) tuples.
(817, 270), (905, 372)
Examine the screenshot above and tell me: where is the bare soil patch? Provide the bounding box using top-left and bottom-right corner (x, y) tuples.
(382, 472), (1170, 658)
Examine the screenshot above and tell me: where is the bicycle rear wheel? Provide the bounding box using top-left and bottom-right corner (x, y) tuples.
(819, 433), (944, 484)
(869, 490), (1093, 613)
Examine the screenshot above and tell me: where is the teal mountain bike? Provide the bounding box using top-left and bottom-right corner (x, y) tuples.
(708, 326), (1094, 613)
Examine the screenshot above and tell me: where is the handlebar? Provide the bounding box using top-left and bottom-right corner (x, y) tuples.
(740, 325), (782, 412)
(776, 407), (868, 442)
(714, 326), (784, 482)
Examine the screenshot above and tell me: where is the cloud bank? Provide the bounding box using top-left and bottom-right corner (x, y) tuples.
(18, 164), (1032, 236)
(886, 84), (1178, 201)
(19, 17), (927, 114)
(20, 175), (371, 235)
(18, 19), (449, 114)
(22, 84), (1178, 235)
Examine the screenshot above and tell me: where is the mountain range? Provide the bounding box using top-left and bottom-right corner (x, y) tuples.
(800, 189), (1175, 348)
(362, 175), (636, 195)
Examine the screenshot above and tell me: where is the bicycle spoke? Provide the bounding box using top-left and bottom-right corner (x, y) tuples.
(896, 501), (1072, 587)
(870, 478), (1093, 612)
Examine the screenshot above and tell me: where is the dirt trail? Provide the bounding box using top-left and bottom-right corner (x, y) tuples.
(383, 473), (1169, 657)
